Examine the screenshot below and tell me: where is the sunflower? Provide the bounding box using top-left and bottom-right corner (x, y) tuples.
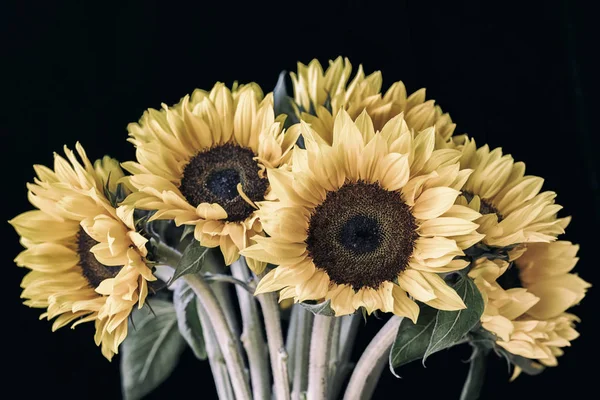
(122, 83), (298, 272)
(9, 144), (155, 360)
(500, 314), (580, 379)
(468, 258), (539, 342)
(289, 57), (456, 148)
(468, 241), (589, 375)
(241, 110), (483, 319)
(454, 137), (570, 248)
(511, 241), (590, 320)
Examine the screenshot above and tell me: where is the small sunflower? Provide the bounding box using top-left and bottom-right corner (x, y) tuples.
(289, 57), (456, 148)
(455, 137), (569, 247)
(469, 241), (589, 374)
(9, 144), (155, 360)
(121, 83), (299, 271)
(500, 314), (580, 378)
(468, 258), (539, 342)
(512, 241), (590, 320)
(242, 110), (482, 319)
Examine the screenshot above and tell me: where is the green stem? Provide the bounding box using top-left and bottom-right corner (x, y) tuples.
(342, 316), (403, 400)
(202, 250), (242, 343)
(203, 272), (255, 293)
(231, 259), (270, 400)
(460, 346), (488, 400)
(196, 296), (235, 400)
(285, 304), (299, 383)
(256, 283), (291, 400)
(327, 317), (342, 398)
(153, 240), (183, 268)
(290, 305), (314, 400)
(184, 274), (252, 400)
(329, 313), (360, 400)
(307, 314), (334, 400)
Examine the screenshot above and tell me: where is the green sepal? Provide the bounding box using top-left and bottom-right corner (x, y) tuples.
(273, 71), (299, 129)
(300, 299), (336, 316)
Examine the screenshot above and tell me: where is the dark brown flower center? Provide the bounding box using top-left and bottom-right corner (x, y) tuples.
(77, 228), (121, 288)
(179, 144), (268, 222)
(463, 191), (502, 218)
(305, 181), (418, 290)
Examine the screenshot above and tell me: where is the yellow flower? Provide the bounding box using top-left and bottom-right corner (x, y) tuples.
(513, 241), (590, 320)
(121, 83), (299, 271)
(242, 110), (482, 319)
(9, 144), (155, 360)
(455, 137), (569, 247)
(290, 57), (456, 148)
(469, 258), (539, 342)
(469, 241), (589, 374)
(499, 313), (580, 376)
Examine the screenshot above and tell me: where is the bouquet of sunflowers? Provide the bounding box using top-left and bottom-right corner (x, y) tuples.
(10, 57), (590, 400)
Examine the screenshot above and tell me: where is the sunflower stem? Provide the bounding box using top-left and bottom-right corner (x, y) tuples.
(342, 316), (403, 400)
(327, 316), (342, 398)
(153, 240), (183, 268)
(289, 305), (314, 400)
(307, 314), (335, 400)
(231, 259), (271, 400)
(203, 251), (242, 342)
(196, 295), (235, 400)
(285, 304), (299, 382)
(184, 274), (252, 400)
(203, 272), (255, 293)
(256, 272), (291, 400)
(330, 313), (361, 400)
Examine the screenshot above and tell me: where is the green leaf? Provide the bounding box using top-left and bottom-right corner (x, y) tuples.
(180, 224), (195, 241)
(120, 299), (186, 400)
(389, 304), (437, 371)
(169, 241), (210, 283)
(424, 276), (484, 361)
(300, 299), (336, 316)
(460, 345), (488, 400)
(173, 280), (207, 360)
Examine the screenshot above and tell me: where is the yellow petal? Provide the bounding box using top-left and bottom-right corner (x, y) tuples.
(196, 203), (227, 220)
(391, 285), (419, 323)
(296, 270), (330, 302)
(327, 284), (358, 316)
(421, 272), (466, 310)
(14, 243), (79, 272)
(397, 269), (436, 302)
(441, 205), (482, 221)
(418, 217), (479, 237)
(219, 235), (239, 265)
(412, 187), (460, 220)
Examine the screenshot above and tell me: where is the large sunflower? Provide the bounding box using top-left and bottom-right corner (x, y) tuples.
(122, 83), (298, 271)
(469, 241), (589, 375)
(242, 110), (482, 319)
(289, 57), (456, 148)
(9, 144), (155, 360)
(455, 137), (569, 247)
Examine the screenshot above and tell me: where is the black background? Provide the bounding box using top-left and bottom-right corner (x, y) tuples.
(2, 1), (598, 399)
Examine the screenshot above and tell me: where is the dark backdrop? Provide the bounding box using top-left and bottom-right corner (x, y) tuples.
(2, 1), (597, 399)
